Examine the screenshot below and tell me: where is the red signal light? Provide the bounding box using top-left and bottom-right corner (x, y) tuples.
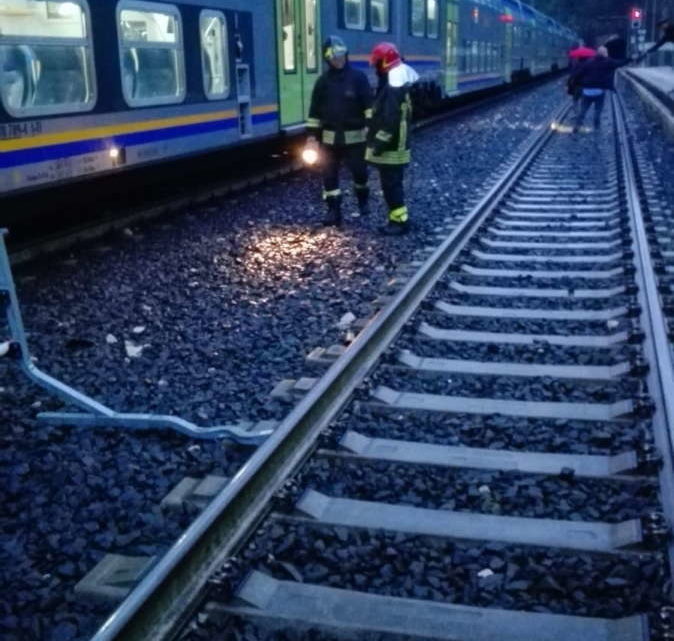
(631, 7), (642, 20)
(499, 13), (514, 23)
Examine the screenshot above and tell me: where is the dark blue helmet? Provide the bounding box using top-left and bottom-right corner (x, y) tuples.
(322, 35), (348, 62)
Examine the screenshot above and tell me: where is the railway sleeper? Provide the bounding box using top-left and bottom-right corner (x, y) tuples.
(460, 264), (626, 279)
(417, 322), (634, 347)
(446, 280), (630, 299)
(370, 385), (641, 422)
(209, 569), (649, 641)
(291, 490), (646, 553)
(394, 349), (638, 382)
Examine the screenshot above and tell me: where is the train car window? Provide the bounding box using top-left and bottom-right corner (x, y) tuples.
(304, 0), (318, 70)
(426, 0), (438, 38)
(344, 0), (365, 30)
(117, 1), (185, 107)
(200, 10), (229, 99)
(446, 20), (458, 66)
(0, 0), (96, 118)
(370, 0), (389, 33)
(280, 0), (295, 72)
(410, 0), (424, 36)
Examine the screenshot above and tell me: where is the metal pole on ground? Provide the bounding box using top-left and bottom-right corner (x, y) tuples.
(0, 230), (273, 444)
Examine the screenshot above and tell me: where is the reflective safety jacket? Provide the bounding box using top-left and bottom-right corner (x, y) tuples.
(366, 63), (419, 166)
(307, 63), (373, 147)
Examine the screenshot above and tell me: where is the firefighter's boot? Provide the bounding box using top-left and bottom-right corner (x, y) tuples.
(355, 185), (370, 215)
(381, 206), (409, 236)
(323, 195), (342, 227)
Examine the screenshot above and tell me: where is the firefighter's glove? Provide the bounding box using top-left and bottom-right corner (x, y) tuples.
(371, 141), (386, 156)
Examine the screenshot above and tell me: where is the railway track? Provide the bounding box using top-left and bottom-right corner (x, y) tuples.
(89, 94), (674, 641)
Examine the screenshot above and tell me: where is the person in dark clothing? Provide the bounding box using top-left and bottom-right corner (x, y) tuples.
(367, 42), (418, 236)
(571, 46), (629, 132)
(307, 35), (373, 226)
(567, 42), (596, 115)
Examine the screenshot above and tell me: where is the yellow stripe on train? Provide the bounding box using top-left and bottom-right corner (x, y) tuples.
(0, 104), (278, 153)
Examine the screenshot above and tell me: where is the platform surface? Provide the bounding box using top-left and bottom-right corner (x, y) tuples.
(628, 66), (674, 95)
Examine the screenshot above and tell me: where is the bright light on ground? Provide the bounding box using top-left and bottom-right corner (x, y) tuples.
(302, 148), (319, 166)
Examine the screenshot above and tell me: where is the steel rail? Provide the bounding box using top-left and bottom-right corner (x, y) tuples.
(88, 101), (570, 641)
(613, 91), (674, 581)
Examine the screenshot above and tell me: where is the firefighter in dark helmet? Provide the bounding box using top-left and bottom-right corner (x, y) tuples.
(307, 35), (373, 226)
(367, 42), (419, 236)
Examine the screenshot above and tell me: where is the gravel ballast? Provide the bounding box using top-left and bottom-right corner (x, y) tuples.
(0, 81), (574, 641)
(301, 455), (659, 522)
(334, 403), (648, 455)
(237, 521), (669, 618)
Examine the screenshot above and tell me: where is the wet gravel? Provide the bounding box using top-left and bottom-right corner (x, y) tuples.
(237, 521), (669, 618)
(0, 372), (248, 641)
(182, 83), (673, 640)
(301, 456), (658, 522)
(335, 404), (647, 455)
(0, 81), (572, 641)
(369, 369), (639, 404)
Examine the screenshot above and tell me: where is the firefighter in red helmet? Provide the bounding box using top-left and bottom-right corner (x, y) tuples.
(367, 42), (419, 236)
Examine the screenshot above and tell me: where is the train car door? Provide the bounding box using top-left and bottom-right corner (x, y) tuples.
(445, 0), (459, 94)
(504, 13), (513, 81)
(276, 0), (321, 128)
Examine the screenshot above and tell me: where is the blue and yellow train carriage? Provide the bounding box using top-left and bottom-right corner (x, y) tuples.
(0, 0), (576, 198)
(0, 0), (275, 194)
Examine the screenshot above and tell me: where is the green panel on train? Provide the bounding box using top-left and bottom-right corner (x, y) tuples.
(276, 0), (322, 127)
(445, 0), (459, 94)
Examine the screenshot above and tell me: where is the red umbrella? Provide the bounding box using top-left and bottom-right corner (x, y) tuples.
(569, 46), (597, 60)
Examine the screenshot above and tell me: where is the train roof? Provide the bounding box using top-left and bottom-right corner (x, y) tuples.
(500, 0), (576, 37)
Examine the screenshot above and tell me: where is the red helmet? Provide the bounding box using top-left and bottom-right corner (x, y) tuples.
(370, 42), (402, 71)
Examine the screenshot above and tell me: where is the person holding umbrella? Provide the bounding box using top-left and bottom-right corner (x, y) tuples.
(570, 45), (630, 133)
(567, 42), (596, 114)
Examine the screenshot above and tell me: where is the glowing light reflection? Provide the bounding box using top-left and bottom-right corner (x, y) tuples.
(302, 147), (319, 166)
(213, 227), (361, 297)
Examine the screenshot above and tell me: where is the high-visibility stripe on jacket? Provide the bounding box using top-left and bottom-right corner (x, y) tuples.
(366, 64), (416, 166)
(365, 91), (412, 165)
(308, 62), (373, 147)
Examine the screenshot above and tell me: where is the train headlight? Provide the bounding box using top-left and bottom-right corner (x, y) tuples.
(302, 146), (320, 166)
(109, 146), (126, 165)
